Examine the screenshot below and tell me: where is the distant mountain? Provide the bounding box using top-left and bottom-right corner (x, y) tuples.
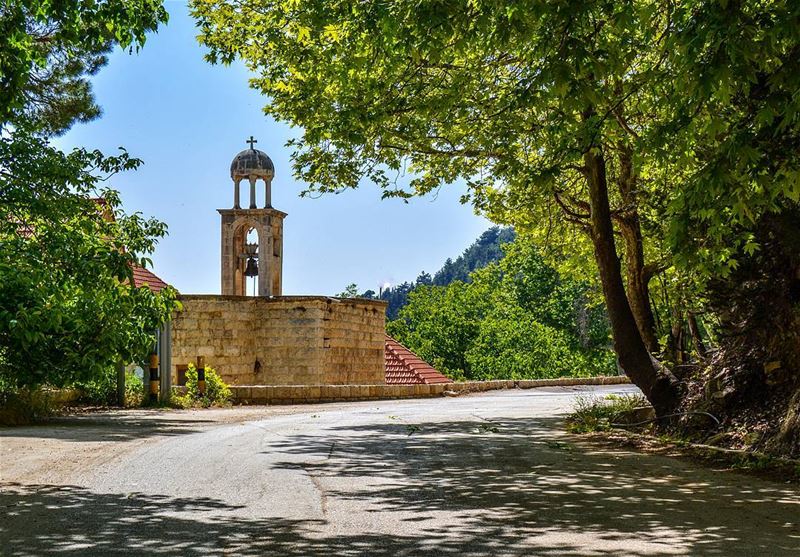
(432, 226), (516, 286)
(372, 226), (515, 319)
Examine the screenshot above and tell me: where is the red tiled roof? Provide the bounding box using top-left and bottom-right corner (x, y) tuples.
(131, 264), (170, 293)
(385, 335), (451, 385)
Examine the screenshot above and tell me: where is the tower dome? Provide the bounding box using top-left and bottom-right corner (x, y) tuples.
(230, 136), (274, 180)
(230, 148), (274, 180)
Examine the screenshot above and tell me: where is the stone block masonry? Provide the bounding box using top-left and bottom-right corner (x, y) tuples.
(171, 295), (387, 386)
(225, 376), (632, 404)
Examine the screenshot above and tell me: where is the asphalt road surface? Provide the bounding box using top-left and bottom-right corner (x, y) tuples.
(1, 385), (798, 556)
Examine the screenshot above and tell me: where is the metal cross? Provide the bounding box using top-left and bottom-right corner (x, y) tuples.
(246, 136), (258, 149)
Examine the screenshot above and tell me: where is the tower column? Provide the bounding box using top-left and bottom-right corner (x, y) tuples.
(265, 178), (272, 208)
(220, 217), (236, 296)
(233, 179), (241, 209)
(249, 176), (257, 209)
(272, 219), (283, 295)
(257, 227), (272, 297)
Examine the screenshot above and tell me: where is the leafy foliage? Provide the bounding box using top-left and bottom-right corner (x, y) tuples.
(465, 306), (583, 380)
(387, 236), (615, 380)
(0, 132), (177, 390)
(0, 1), (174, 392)
(0, 387), (59, 425)
(657, 1), (800, 280)
(172, 364), (232, 408)
(74, 368), (143, 407)
(0, 0), (168, 134)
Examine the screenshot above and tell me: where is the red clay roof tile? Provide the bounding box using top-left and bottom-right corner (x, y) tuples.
(131, 264), (170, 293)
(384, 335), (451, 385)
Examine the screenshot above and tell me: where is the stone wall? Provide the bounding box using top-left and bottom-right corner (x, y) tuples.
(225, 376), (631, 405)
(170, 295), (386, 386)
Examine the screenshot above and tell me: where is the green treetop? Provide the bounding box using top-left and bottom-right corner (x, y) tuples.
(0, 1), (174, 390)
(192, 0), (800, 416)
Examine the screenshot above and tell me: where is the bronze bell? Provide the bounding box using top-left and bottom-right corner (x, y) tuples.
(244, 255), (259, 277)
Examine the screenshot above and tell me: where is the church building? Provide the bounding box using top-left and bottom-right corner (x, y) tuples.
(146, 139), (450, 390)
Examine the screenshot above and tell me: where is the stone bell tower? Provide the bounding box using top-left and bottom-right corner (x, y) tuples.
(219, 136), (286, 296)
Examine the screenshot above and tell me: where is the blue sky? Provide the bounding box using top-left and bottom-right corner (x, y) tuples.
(54, 1), (490, 296)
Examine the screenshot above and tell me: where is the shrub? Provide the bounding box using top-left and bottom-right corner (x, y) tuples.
(171, 363), (231, 408)
(570, 350), (619, 378)
(123, 372), (144, 407)
(566, 393), (650, 433)
(74, 367), (143, 407)
(465, 311), (576, 380)
(0, 388), (58, 425)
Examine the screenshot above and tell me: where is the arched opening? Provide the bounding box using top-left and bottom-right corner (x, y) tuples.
(231, 220), (262, 296)
(233, 177), (266, 210)
(244, 227), (259, 296)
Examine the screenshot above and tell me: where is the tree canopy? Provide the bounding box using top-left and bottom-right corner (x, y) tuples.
(1, 0), (167, 134)
(388, 236), (614, 381)
(193, 0), (800, 424)
(0, 1), (174, 390)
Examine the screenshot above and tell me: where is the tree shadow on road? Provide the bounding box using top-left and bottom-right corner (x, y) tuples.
(1, 414), (798, 556)
(264, 415), (800, 556)
(0, 481), (576, 556)
(0, 411), (218, 443)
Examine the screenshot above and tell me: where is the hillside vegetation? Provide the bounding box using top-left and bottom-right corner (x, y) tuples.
(340, 229), (616, 381)
(387, 236), (615, 381)
(343, 226), (515, 319)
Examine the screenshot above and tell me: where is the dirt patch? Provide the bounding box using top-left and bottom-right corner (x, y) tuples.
(0, 404), (332, 484)
(577, 429), (800, 485)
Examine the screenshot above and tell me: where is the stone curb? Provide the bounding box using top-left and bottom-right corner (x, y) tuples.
(228, 376), (630, 405)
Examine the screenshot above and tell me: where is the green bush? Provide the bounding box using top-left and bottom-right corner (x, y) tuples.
(123, 372), (144, 406)
(566, 393), (650, 433)
(465, 308), (577, 379)
(74, 367), (143, 407)
(571, 350), (619, 378)
(171, 363), (231, 408)
(464, 307), (617, 380)
(0, 388), (58, 425)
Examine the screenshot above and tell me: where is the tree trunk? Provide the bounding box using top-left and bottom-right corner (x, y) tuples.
(670, 308), (686, 365)
(619, 218), (660, 353)
(583, 143), (681, 416)
(616, 146), (660, 354)
(687, 312), (707, 359)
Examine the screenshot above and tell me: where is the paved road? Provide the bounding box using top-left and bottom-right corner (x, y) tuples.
(1, 386), (798, 556)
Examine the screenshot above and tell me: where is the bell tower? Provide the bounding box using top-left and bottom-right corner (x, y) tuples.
(219, 137), (286, 296)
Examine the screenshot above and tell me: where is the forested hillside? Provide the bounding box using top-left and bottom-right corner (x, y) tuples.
(339, 226), (515, 319)
(387, 236), (615, 381)
(432, 227), (515, 286)
(338, 229), (616, 381)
